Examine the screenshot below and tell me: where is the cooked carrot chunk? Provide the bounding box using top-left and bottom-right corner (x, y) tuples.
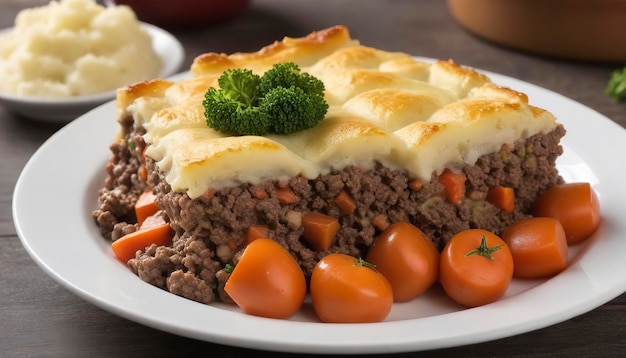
(302, 212), (340, 251)
(335, 190), (357, 214)
(135, 190), (159, 226)
(275, 186), (299, 204)
(225, 239), (239, 252)
(251, 187), (267, 199)
(138, 165), (148, 181)
(438, 169), (466, 204)
(203, 188), (215, 199)
(111, 223), (173, 262)
(487, 186), (515, 213)
(246, 225), (269, 245)
(372, 214), (390, 231)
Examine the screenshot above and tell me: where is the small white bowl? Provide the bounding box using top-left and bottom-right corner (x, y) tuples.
(0, 22), (185, 122)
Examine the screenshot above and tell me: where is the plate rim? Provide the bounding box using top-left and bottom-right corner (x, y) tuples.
(12, 64), (626, 354)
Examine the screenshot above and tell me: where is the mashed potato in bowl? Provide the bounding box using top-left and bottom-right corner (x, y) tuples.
(0, 0), (161, 98)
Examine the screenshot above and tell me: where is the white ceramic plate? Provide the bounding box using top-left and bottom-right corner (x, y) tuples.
(0, 23), (184, 122)
(13, 68), (626, 354)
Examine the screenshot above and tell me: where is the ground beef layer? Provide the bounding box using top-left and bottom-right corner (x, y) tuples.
(92, 118), (565, 305)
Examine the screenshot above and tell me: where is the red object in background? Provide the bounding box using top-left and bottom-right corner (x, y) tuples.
(105, 0), (250, 29)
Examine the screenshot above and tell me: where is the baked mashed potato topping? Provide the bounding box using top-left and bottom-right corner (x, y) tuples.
(117, 26), (557, 199)
(0, 0), (161, 98)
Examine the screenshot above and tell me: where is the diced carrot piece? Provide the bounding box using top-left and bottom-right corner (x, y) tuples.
(246, 225), (269, 245)
(372, 214), (390, 231)
(408, 179), (423, 191)
(302, 212), (340, 251)
(335, 190), (356, 214)
(204, 188), (215, 199)
(252, 187), (267, 199)
(135, 190), (159, 226)
(111, 223), (173, 262)
(438, 169), (466, 204)
(275, 186), (299, 204)
(225, 239), (239, 252)
(138, 165), (148, 181)
(487, 186), (515, 213)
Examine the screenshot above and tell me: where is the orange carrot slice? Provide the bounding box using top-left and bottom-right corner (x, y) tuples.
(111, 223), (173, 262)
(438, 169), (466, 204)
(372, 214), (390, 231)
(302, 212), (340, 251)
(251, 187), (267, 199)
(246, 225), (269, 245)
(138, 165), (148, 181)
(335, 190), (356, 214)
(135, 190), (159, 226)
(487, 186), (515, 213)
(275, 186), (299, 204)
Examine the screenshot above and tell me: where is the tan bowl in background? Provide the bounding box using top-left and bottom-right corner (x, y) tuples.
(446, 0), (626, 63)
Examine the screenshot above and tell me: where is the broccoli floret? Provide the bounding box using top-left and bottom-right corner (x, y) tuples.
(259, 62), (326, 96)
(203, 87), (271, 136)
(217, 68), (262, 106)
(606, 66), (626, 102)
(262, 86), (329, 134)
(203, 62), (328, 136)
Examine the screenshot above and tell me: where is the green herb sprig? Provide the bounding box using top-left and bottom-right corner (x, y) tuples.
(203, 62), (329, 136)
(606, 65), (626, 102)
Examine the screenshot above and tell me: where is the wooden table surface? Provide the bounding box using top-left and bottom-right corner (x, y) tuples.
(2, 1), (625, 357)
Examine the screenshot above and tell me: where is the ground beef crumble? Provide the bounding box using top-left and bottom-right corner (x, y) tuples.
(92, 116), (565, 305)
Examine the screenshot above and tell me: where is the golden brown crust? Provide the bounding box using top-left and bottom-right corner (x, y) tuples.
(115, 26), (559, 198)
(190, 25), (358, 76)
(116, 79), (174, 113)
